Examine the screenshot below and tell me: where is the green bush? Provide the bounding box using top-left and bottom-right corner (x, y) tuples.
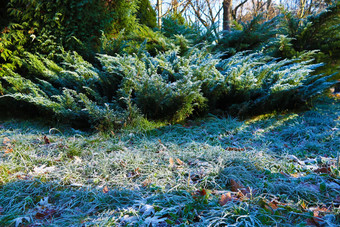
(97, 49), (214, 121)
(136, 0), (157, 28)
(5, 0), (138, 57)
(0, 48), (337, 129)
(208, 52), (338, 116)
(216, 15), (281, 57)
(100, 25), (173, 57)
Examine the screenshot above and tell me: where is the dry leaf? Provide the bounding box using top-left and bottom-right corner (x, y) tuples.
(33, 165), (56, 174)
(142, 179), (151, 187)
(192, 189), (207, 199)
(290, 173), (299, 178)
(225, 147), (245, 152)
(229, 179), (246, 192)
(267, 200), (279, 210)
(314, 167), (331, 174)
(127, 168), (140, 178)
(35, 208), (57, 220)
(219, 192), (233, 206)
(43, 135), (51, 144)
(4, 148), (13, 153)
(3, 137), (10, 145)
(103, 186), (109, 193)
(169, 157), (175, 168)
(301, 200), (307, 210)
(312, 206), (330, 217)
(119, 160), (127, 167)
(176, 158), (184, 165)
(280, 171), (291, 178)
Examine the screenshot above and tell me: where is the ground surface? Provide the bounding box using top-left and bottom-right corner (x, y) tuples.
(0, 96), (339, 226)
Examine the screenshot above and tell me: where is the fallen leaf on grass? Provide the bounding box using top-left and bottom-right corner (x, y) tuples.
(219, 192), (234, 206)
(225, 147), (245, 152)
(314, 167), (331, 174)
(169, 157), (175, 169)
(311, 206), (330, 217)
(43, 135), (50, 144)
(33, 165), (56, 175)
(176, 158), (184, 165)
(4, 148), (13, 153)
(230, 179), (243, 192)
(35, 208), (57, 220)
(259, 199), (284, 213)
(127, 168), (140, 178)
(2, 137), (13, 153)
(280, 171), (291, 178)
(267, 200), (279, 210)
(16, 174), (32, 180)
(157, 139), (167, 153)
(192, 189), (207, 199)
(142, 179), (152, 187)
(229, 179), (251, 196)
(300, 200), (307, 210)
(103, 186), (109, 193)
(2, 137), (10, 145)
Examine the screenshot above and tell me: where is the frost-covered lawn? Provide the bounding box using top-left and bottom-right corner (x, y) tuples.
(0, 97), (339, 226)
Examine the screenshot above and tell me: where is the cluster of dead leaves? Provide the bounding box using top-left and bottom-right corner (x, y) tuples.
(1, 137), (13, 154)
(168, 157), (185, 170)
(218, 179), (253, 206)
(306, 206), (333, 226)
(192, 188), (209, 201)
(225, 147), (252, 152)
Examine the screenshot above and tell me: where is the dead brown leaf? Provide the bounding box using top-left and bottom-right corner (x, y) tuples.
(176, 158), (184, 165)
(192, 189), (207, 199)
(127, 168), (140, 178)
(35, 208), (57, 220)
(229, 179), (251, 198)
(43, 135), (50, 144)
(314, 167), (331, 174)
(2, 137), (10, 145)
(142, 179), (151, 187)
(219, 192), (234, 206)
(103, 186), (109, 193)
(169, 157), (175, 169)
(230, 179), (244, 192)
(225, 147), (245, 152)
(4, 148), (13, 153)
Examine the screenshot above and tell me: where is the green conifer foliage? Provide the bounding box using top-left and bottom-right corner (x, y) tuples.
(0, 49), (337, 127)
(136, 0), (157, 28)
(216, 15), (280, 57)
(6, 0), (138, 55)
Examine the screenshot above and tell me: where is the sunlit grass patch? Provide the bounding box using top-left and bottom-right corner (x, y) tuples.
(0, 97), (339, 226)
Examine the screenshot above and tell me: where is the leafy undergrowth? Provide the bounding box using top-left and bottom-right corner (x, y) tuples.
(0, 97), (339, 226)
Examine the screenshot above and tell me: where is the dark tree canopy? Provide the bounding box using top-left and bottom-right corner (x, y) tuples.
(136, 0), (157, 28)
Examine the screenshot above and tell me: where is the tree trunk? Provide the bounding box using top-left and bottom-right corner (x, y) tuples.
(157, 0), (162, 28)
(299, 0), (307, 18)
(223, 0), (232, 32)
